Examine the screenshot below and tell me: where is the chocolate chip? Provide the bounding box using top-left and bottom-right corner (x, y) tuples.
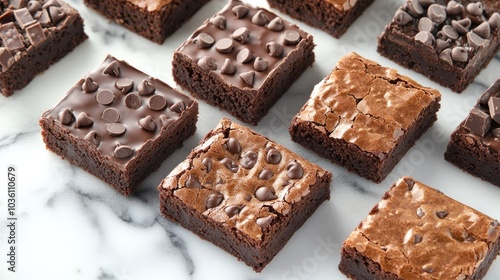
(266, 42), (283, 57)
(422, 265), (433, 273)
(488, 220), (499, 236)
(221, 58), (236, 75)
(138, 80), (155, 96)
(125, 92), (142, 109)
(186, 175), (202, 188)
(14, 8), (36, 29)
(84, 131), (100, 147)
(103, 61), (120, 77)
(206, 192), (224, 209)
(210, 15), (226, 30)
(148, 95), (167, 111)
(241, 151), (258, 169)
(236, 48), (254, 63)
(414, 234), (423, 244)
(435, 38), (451, 53)
(215, 38), (234, 53)
(418, 17), (434, 32)
(159, 115), (174, 128)
(467, 31), (486, 49)
(266, 149), (282, 164)
(446, 1), (463, 16)
(463, 108), (492, 136)
(232, 27), (250, 44)
(225, 205), (243, 217)
(466, 2), (483, 16)
(232, 5), (249, 18)
(258, 168), (273, 180)
(488, 97), (500, 124)
(415, 31), (435, 46)
(58, 108), (74, 125)
(417, 207), (425, 218)
(197, 56), (217, 71)
(96, 90), (115, 105)
(43, 0), (60, 8)
(257, 216), (273, 227)
(115, 78), (133, 94)
(481, 80), (500, 105)
(452, 18), (471, 34)
(405, 0), (423, 17)
(489, 13), (500, 30)
(48, 6), (64, 24)
(473, 22), (491, 39)
(404, 177), (415, 190)
(394, 8), (413, 26)
(255, 186), (277, 201)
(139, 115), (157, 132)
(440, 25), (458, 40)
(493, 128), (500, 138)
(102, 108), (120, 123)
(225, 138), (241, 154)
(451, 47), (468, 62)
(107, 123), (126, 136)
(75, 112), (93, 128)
(114, 145), (133, 159)
(27, 1), (42, 13)
(82, 77), (98, 93)
(239, 71), (255, 87)
(287, 161), (304, 179)
(221, 157), (238, 173)
(193, 33), (215, 48)
(253, 57), (268, 72)
(427, 4), (446, 24)
(436, 211), (449, 219)
(283, 30), (301, 45)
(439, 48), (453, 65)
(202, 158), (212, 172)
(267, 17), (284, 31)
(170, 100), (185, 113)
(418, 0), (434, 6)
(252, 10), (268, 26)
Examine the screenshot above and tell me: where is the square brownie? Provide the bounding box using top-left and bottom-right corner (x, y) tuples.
(0, 0), (87, 97)
(339, 176), (500, 279)
(444, 79), (500, 188)
(40, 55), (198, 195)
(172, 0), (315, 125)
(289, 52), (441, 183)
(158, 118), (332, 271)
(83, 0), (209, 44)
(378, 0), (500, 93)
(266, 0), (374, 38)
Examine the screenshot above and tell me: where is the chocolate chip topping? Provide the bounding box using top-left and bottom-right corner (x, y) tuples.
(489, 13), (500, 29)
(446, 1), (463, 16)
(236, 48), (254, 63)
(75, 112), (93, 128)
(488, 97), (500, 124)
(170, 100), (185, 113)
(48, 6), (64, 24)
(138, 80), (155, 96)
(418, 17), (434, 32)
(159, 115), (174, 129)
(266, 42), (283, 57)
(414, 234), (423, 244)
(221, 157), (238, 172)
(463, 107), (491, 137)
(96, 90), (115, 105)
(286, 161), (304, 179)
(58, 108), (74, 125)
(253, 57), (268, 72)
(115, 78), (134, 94)
(404, 177), (415, 190)
(415, 31), (435, 46)
(492, 128), (500, 138)
(466, 2), (483, 16)
(439, 48), (453, 64)
(266, 149), (282, 164)
(148, 95), (167, 111)
(256, 216), (273, 227)
(473, 22), (491, 39)
(221, 58), (236, 75)
(194, 33), (215, 48)
(395, 9), (414, 26)
(255, 186), (277, 201)
(241, 151), (258, 169)
(225, 205), (243, 217)
(84, 131), (100, 147)
(251, 10), (268, 26)
(418, 0), (435, 6)
(215, 38), (234, 53)
(439, 25), (458, 40)
(451, 47), (468, 62)
(452, 18), (471, 34)
(202, 157), (212, 172)
(125, 93), (142, 109)
(186, 175), (202, 188)
(435, 38), (451, 53)
(267, 17), (284, 31)
(258, 168), (273, 180)
(239, 70), (255, 87)
(427, 4), (446, 24)
(232, 27), (250, 44)
(232, 5), (249, 18)
(114, 145), (133, 159)
(206, 193), (224, 209)
(225, 138), (241, 154)
(210, 15), (226, 30)
(467, 31), (486, 49)
(488, 220), (499, 236)
(82, 77), (98, 93)
(107, 123), (126, 136)
(436, 210), (449, 219)
(416, 207), (425, 218)
(103, 61), (120, 77)
(102, 108), (120, 123)
(27, 1), (42, 13)
(139, 116), (157, 132)
(197, 56), (217, 71)
(406, 0), (424, 17)
(283, 30), (301, 45)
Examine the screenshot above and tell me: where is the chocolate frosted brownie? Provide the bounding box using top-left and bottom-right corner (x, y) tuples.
(266, 0), (374, 38)
(378, 0), (500, 93)
(339, 176), (500, 279)
(40, 55), (198, 195)
(173, 0), (315, 125)
(158, 118), (332, 271)
(290, 52), (441, 183)
(84, 0), (209, 44)
(445, 79), (500, 187)
(0, 0), (86, 97)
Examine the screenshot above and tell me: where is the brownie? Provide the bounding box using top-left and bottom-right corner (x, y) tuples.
(444, 79), (500, 188)
(172, 0), (315, 125)
(158, 118), (332, 272)
(266, 0), (374, 38)
(84, 0), (209, 44)
(378, 0), (500, 93)
(289, 52), (441, 183)
(40, 55), (198, 195)
(339, 176), (500, 279)
(0, 0), (87, 97)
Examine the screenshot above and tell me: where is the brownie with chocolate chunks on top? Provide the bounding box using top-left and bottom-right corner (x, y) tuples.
(172, 0), (315, 125)
(84, 0), (209, 44)
(266, 0), (374, 38)
(40, 55), (198, 196)
(289, 52), (441, 183)
(339, 176), (500, 280)
(158, 118), (332, 272)
(378, 0), (500, 93)
(0, 0), (87, 97)
(445, 79), (500, 188)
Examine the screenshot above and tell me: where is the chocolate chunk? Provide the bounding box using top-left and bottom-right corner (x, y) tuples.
(439, 48), (453, 65)
(25, 22), (46, 47)
(405, 0), (423, 17)
(215, 38), (234, 53)
(84, 131), (100, 147)
(488, 97), (500, 124)
(193, 33), (215, 48)
(115, 78), (134, 93)
(138, 80), (155, 96)
(221, 58), (236, 75)
(440, 25), (458, 40)
(114, 145), (133, 159)
(466, 2), (483, 16)
(202, 157), (212, 172)
(480, 80), (500, 105)
(467, 31), (486, 49)
(197, 56), (217, 70)
(236, 48), (254, 63)
(27, 1), (42, 13)
(43, 0), (61, 8)
(418, 17), (434, 32)
(446, 1), (463, 16)
(252, 10), (268, 26)
(283, 30), (301, 45)
(170, 100), (185, 113)
(0, 48), (14, 70)
(489, 13), (500, 30)
(225, 205), (243, 217)
(107, 123), (126, 136)
(33, 8), (51, 27)
(210, 15), (226, 30)
(58, 108), (74, 125)
(82, 77), (98, 93)
(427, 4), (446, 24)
(148, 95), (167, 111)
(415, 31), (435, 46)
(0, 23), (24, 52)
(266, 42), (283, 57)
(452, 19), (471, 34)
(159, 115), (174, 128)
(14, 8), (36, 29)
(232, 5), (249, 18)
(225, 138), (241, 154)
(232, 27), (250, 44)
(416, 207), (425, 218)
(434, 38), (451, 53)
(241, 151), (258, 169)
(394, 8), (413, 26)
(186, 174), (202, 188)
(75, 112), (93, 128)
(473, 22), (491, 39)
(253, 57), (268, 72)
(451, 47), (468, 62)
(206, 192), (224, 209)
(463, 108), (492, 136)
(493, 128), (500, 138)
(221, 157), (238, 173)
(436, 211), (449, 219)
(239, 71), (255, 87)
(266, 149), (282, 164)
(404, 177), (415, 190)
(256, 216), (273, 227)
(96, 89), (115, 105)
(102, 108), (120, 123)
(48, 6), (65, 24)
(267, 17), (284, 31)
(287, 161), (304, 179)
(258, 168), (273, 180)
(125, 92), (142, 109)
(255, 186), (277, 201)
(414, 234), (423, 244)
(103, 61), (120, 77)
(139, 116), (157, 132)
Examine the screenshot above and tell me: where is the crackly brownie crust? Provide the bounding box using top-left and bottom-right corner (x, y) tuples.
(339, 176), (500, 280)
(0, 0), (87, 97)
(172, 0), (315, 125)
(267, 0), (374, 38)
(158, 118), (332, 271)
(290, 52), (441, 183)
(40, 55), (198, 195)
(378, 0), (500, 93)
(84, 0), (209, 44)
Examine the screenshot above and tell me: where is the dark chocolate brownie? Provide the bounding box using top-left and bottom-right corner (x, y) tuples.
(172, 0), (315, 125)
(339, 176), (500, 280)
(84, 0), (209, 44)
(266, 0), (374, 38)
(0, 0), (87, 97)
(445, 79), (500, 188)
(40, 55), (198, 195)
(158, 118), (332, 272)
(378, 0), (500, 93)
(289, 52), (441, 183)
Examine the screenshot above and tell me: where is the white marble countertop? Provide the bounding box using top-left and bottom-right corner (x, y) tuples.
(1, 0), (500, 279)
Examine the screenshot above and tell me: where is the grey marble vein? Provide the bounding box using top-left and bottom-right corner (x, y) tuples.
(157, 218), (195, 277)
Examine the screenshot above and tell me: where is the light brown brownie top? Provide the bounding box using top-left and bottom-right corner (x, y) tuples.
(127, 0), (172, 11)
(344, 176), (500, 279)
(294, 52), (441, 155)
(160, 118), (331, 241)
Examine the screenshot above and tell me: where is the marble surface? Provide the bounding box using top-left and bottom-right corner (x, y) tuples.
(1, 0), (500, 279)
